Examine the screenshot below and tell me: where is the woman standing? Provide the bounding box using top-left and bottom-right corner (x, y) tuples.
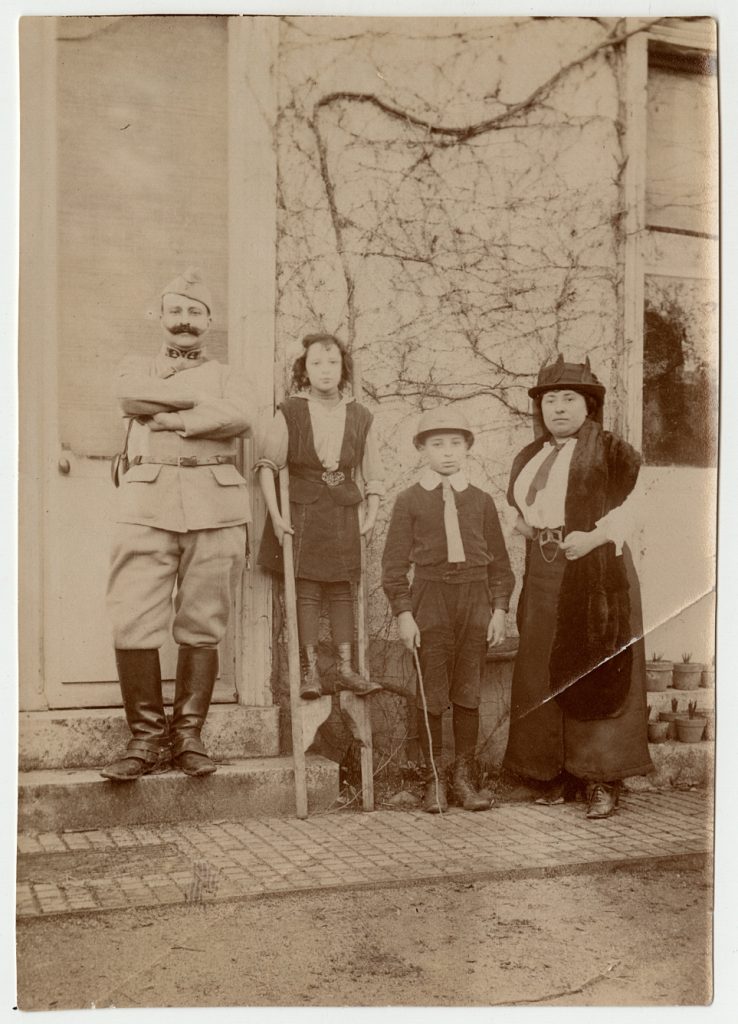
(503, 355), (653, 818)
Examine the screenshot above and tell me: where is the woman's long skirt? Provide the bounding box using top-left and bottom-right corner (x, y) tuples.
(503, 541), (654, 783)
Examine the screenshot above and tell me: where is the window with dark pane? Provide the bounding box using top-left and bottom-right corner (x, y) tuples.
(643, 276), (717, 467)
(642, 40), (718, 467)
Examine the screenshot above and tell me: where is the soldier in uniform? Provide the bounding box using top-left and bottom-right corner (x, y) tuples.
(102, 268), (251, 781)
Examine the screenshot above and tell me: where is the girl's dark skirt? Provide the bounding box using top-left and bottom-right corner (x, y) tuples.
(257, 486), (362, 583)
(504, 540), (653, 783)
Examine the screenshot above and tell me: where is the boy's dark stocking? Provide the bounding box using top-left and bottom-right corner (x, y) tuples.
(452, 704), (492, 811)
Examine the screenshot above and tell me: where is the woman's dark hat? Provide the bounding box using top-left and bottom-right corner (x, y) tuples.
(528, 353), (606, 401)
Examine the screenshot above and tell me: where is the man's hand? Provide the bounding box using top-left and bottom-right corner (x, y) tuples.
(148, 411), (186, 432)
(272, 515), (294, 547)
(559, 528), (603, 562)
(487, 608), (506, 647)
(398, 611), (421, 651)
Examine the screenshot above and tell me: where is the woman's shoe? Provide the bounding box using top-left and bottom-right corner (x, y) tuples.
(585, 781), (621, 819)
(534, 773), (581, 805)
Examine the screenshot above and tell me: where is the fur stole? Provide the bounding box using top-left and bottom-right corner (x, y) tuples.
(508, 418), (641, 720)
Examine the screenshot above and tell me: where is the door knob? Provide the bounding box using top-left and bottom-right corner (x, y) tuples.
(58, 457), (71, 475)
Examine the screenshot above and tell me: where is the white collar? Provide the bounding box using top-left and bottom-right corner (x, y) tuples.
(419, 468), (469, 492)
(295, 392), (353, 405)
(544, 435), (577, 449)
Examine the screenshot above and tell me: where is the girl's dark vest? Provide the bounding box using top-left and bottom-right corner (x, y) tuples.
(281, 397), (372, 507)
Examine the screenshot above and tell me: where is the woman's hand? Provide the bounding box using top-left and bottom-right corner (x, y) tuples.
(559, 528), (603, 561)
(514, 513), (536, 540)
(487, 608), (507, 647)
(398, 611), (421, 651)
(272, 515), (294, 547)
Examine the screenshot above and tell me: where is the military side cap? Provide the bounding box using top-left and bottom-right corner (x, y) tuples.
(528, 353), (606, 400)
(413, 406), (475, 447)
(161, 266), (213, 314)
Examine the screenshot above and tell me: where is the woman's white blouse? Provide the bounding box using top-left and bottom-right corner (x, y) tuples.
(514, 437), (640, 555)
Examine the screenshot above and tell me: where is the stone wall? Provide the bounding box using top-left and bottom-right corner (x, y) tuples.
(274, 16), (633, 647)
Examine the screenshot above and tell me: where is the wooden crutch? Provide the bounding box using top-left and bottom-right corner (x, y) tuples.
(279, 466), (309, 819)
(338, 487), (375, 812)
(335, 350), (376, 812)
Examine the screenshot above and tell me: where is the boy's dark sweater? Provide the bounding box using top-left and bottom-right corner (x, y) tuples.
(382, 481), (515, 616)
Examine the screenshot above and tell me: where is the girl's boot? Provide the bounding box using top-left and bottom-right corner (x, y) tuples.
(335, 643), (382, 696)
(299, 645), (322, 700)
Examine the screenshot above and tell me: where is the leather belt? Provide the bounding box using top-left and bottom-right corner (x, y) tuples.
(532, 526), (565, 563)
(291, 467), (349, 487)
(532, 526), (565, 544)
(129, 455), (238, 468)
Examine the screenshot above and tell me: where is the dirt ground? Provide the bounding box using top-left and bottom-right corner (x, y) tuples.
(16, 859), (712, 1009)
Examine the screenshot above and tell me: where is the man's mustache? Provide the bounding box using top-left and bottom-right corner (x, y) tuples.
(167, 323), (204, 337)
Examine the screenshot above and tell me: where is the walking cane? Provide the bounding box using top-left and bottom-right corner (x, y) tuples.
(349, 532), (375, 811)
(279, 467), (309, 820)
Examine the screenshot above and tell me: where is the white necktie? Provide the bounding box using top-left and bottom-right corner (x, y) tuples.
(442, 478), (466, 563)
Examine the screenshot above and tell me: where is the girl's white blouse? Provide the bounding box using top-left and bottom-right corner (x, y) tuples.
(259, 394), (384, 495)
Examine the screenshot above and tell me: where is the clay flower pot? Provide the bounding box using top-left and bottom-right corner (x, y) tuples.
(672, 662), (705, 691)
(647, 720), (670, 744)
(701, 666), (715, 688)
(646, 660), (673, 692)
(702, 710), (715, 741)
(659, 710), (681, 740)
(676, 716), (706, 743)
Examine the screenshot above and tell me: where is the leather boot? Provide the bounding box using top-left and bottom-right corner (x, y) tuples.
(585, 780), (621, 819)
(100, 649), (170, 781)
(452, 755), (493, 811)
(299, 645), (322, 700)
(171, 646), (218, 776)
(335, 643), (382, 696)
(422, 767), (448, 814)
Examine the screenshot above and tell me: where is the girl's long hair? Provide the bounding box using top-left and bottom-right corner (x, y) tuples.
(291, 333), (353, 393)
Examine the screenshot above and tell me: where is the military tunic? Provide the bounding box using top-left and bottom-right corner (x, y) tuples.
(107, 350), (251, 650)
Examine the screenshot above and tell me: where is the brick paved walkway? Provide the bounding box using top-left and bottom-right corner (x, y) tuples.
(16, 790), (711, 919)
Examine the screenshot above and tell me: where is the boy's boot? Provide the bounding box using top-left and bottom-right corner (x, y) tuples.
(171, 646), (218, 776)
(335, 643), (382, 696)
(451, 704), (492, 810)
(452, 754), (492, 811)
(100, 649), (170, 781)
(299, 645), (322, 700)
(422, 767), (448, 813)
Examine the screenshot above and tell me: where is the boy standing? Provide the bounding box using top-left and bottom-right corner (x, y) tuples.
(382, 408), (514, 813)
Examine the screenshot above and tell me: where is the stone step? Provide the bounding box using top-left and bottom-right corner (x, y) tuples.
(645, 686), (714, 712)
(627, 740), (714, 792)
(19, 705), (280, 771)
(18, 756), (339, 833)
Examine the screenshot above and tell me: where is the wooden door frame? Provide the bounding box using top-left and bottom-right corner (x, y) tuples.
(19, 18), (57, 712)
(19, 15), (280, 712)
(227, 16), (278, 708)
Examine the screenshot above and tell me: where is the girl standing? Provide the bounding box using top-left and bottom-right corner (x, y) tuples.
(256, 333), (383, 699)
